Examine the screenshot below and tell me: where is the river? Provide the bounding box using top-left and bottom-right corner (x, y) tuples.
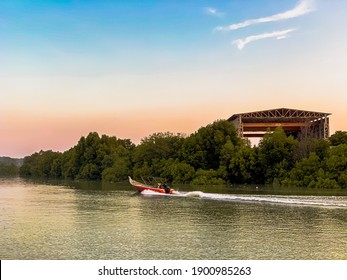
(1, 177), (346, 259)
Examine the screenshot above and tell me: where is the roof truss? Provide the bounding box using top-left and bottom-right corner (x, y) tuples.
(229, 108), (330, 122)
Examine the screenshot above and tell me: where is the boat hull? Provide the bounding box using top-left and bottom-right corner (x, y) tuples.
(133, 185), (174, 194)
(128, 176), (174, 194)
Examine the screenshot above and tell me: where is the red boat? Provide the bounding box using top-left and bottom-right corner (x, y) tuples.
(128, 176), (174, 194)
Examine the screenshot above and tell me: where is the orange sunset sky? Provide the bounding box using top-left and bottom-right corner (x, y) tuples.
(1, 0), (347, 158)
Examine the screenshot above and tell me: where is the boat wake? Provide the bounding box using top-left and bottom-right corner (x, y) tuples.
(140, 189), (347, 208)
(180, 191), (347, 208)
(141, 189), (168, 196)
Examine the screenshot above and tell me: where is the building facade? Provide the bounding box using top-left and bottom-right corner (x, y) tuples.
(228, 108), (331, 140)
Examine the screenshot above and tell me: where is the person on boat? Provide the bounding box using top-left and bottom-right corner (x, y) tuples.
(162, 183), (171, 194)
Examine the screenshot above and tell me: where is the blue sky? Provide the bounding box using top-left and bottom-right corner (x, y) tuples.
(1, 0), (347, 157)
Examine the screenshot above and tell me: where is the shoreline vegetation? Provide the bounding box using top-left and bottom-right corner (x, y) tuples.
(12, 120), (347, 189)
(0, 157), (23, 177)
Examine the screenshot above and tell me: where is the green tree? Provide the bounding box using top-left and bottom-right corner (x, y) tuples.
(191, 169), (225, 185)
(284, 144), (347, 189)
(102, 145), (133, 182)
(180, 120), (240, 170)
(74, 132), (134, 180)
(258, 127), (298, 184)
(61, 148), (78, 179)
(283, 152), (323, 187)
(20, 132), (135, 181)
(325, 144), (347, 186)
(132, 132), (185, 177)
(20, 150), (61, 178)
(227, 142), (259, 184)
(294, 138), (330, 161)
(76, 132), (102, 179)
(329, 131), (347, 146)
(0, 163), (18, 176)
(160, 159), (195, 184)
(50, 155), (63, 178)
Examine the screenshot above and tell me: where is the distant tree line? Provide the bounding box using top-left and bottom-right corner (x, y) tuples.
(0, 157), (22, 176)
(0, 163), (19, 176)
(19, 120), (347, 188)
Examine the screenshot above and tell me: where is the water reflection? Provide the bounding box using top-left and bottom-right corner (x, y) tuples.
(0, 178), (346, 259)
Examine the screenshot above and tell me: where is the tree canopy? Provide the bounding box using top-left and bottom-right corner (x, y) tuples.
(19, 121), (347, 189)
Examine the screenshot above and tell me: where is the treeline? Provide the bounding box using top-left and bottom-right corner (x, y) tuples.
(19, 120), (347, 188)
(0, 157), (22, 176)
(0, 163), (19, 176)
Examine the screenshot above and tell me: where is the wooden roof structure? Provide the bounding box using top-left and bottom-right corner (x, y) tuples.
(228, 108), (331, 139)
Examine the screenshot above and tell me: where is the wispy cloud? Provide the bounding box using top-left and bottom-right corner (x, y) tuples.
(233, 29), (296, 50)
(216, 0), (314, 31)
(204, 7), (224, 17)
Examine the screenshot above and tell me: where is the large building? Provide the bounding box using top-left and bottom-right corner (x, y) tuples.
(228, 108), (331, 140)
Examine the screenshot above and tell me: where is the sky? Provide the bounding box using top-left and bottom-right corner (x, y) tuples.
(1, 0), (347, 158)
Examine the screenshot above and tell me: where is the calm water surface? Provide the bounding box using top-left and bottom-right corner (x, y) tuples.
(1, 178), (346, 260)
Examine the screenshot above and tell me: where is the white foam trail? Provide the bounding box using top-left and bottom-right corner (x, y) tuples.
(139, 189), (347, 208)
(141, 190), (165, 195)
(180, 192), (347, 208)
(184, 191), (205, 197)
